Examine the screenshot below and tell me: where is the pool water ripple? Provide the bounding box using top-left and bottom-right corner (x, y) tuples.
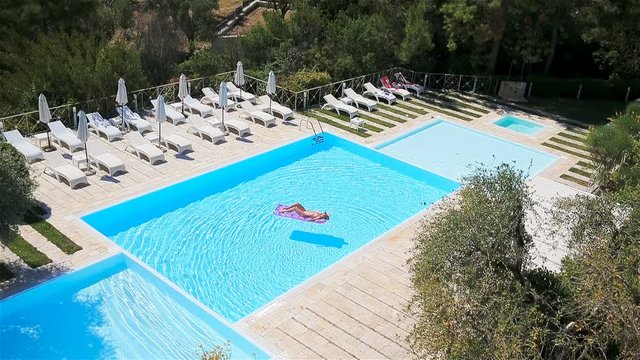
(86, 138), (458, 322)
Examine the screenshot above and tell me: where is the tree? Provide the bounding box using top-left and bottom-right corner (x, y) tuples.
(440, 0), (512, 74)
(398, 0), (435, 68)
(408, 164), (565, 358)
(586, 109), (640, 191)
(553, 190), (640, 358)
(0, 143), (36, 238)
(577, 0), (640, 78)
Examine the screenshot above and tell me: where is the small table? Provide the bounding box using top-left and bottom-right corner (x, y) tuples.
(32, 133), (50, 148)
(71, 154), (89, 170)
(339, 97), (353, 105)
(350, 117), (365, 131)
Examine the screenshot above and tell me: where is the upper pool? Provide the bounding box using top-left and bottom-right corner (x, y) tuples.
(0, 253), (268, 359)
(376, 120), (557, 181)
(494, 115), (544, 135)
(82, 134), (459, 322)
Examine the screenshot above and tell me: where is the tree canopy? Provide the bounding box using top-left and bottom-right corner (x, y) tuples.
(408, 162), (640, 358)
(0, 143), (37, 238)
(1, 0), (637, 115)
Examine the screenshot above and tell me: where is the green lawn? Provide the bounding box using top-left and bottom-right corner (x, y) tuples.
(0, 232), (52, 268)
(24, 210), (82, 254)
(526, 98), (624, 125)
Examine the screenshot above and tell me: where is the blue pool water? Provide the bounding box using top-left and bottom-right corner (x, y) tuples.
(494, 115), (544, 135)
(82, 134), (459, 322)
(0, 254), (268, 359)
(376, 120), (557, 181)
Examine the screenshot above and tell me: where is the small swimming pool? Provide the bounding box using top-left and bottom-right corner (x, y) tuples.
(0, 254), (268, 359)
(376, 120), (557, 181)
(82, 134), (458, 322)
(494, 115), (544, 135)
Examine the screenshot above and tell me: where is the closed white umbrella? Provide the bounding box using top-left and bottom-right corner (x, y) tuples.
(234, 61), (245, 98)
(266, 71), (276, 114)
(156, 95), (167, 144)
(38, 93), (53, 149)
(178, 74), (189, 115)
(219, 81), (228, 133)
(116, 78), (128, 130)
(76, 110), (90, 172)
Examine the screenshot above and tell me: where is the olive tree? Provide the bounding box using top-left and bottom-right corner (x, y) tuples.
(0, 142), (36, 238)
(408, 164), (564, 359)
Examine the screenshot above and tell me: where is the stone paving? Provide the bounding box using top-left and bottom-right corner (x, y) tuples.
(1, 100), (592, 359)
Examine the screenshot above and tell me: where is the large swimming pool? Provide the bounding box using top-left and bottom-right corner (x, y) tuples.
(0, 254), (268, 359)
(83, 134), (459, 322)
(376, 120), (557, 181)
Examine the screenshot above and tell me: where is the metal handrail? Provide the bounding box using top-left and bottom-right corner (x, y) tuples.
(1, 67), (504, 135)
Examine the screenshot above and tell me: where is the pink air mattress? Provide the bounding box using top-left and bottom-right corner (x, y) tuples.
(273, 204), (327, 223)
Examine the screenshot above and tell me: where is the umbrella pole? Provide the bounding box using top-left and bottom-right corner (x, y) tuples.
(159, 123), (162, 144)
(121, 105), (125, 131)
(46, 129), (51, 149)
(221, 107), (226, 133)
(269, 97), (272, 114)
(85, 147), (90, 171)
(181, 100), (185, 116)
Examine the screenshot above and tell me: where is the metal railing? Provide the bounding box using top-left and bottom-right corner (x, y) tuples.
(0, 67), (501, 136)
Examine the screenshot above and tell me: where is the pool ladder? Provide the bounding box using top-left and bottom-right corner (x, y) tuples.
(305, 118), (324, 145)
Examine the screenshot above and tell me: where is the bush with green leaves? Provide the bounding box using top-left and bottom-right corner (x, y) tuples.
(279, 70), (332, 91)
(587, 113), (640, 190)
(408, 163), (640, 358)
(0, 143), (36, 238)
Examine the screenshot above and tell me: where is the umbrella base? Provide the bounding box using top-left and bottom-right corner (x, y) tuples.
(42, 145), (57, 152)
(83, 168), (97, 176)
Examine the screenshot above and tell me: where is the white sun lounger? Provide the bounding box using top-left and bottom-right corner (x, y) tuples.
(363, 82), (397, 104)
(344, 88), (377, 111)
(157, 126), (193, 154)
(380, 76), (411, 100)
(87, 112), (123, 142)
(225, 82), (257, 104)
(151, 99), (186, 125)
(43, 152), (88, 189)
(212, 109), (252, 137)
(3, 130), (45, 162)
(256, 95), (294, 121)
(116, 106), (152, 133)
(125, 132), (165, 164)
(187, 115), (225, 144)
(201, 87), (237, 110)
(86, 140), (126, 176)
(181, 95), (214, 118)
(322, 94), (359, 118)
(47, 121), (84, 152)
(237, 101), (276, 127)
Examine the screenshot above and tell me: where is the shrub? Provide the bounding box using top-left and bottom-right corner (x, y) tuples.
(625, 101), (640, 116)
(280, 70), (332, 91)
(0, 143), (37, 237)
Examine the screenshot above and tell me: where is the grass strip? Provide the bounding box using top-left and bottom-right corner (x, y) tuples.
(426, 92), (491, 114)
(377, 104), (418, 119)
(394, 102), (428, 115)
(316, 109), (384, 132)
(418, 102), (475, 121)
(0, 232), (51, 268)
(357, 113), (395, 128)
(548, 137), (590, 152)
(569, 167), (592, 178)
(369, 110), (407, 123)
(439, 91), (495, 112)
(24, 211), (82, 254)
(0, 262), (14, 282)
(422, 97), (482, 118)
(560, 174), (591, 188)
(557, 131), (587, 143)
(577, 160), (596, 169)
(303, 112), (371, 138)
(565, 127), (590, 135)
(542, 142), (593, 160)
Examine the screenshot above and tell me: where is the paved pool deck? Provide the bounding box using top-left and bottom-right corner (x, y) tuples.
(1, 102), (590, 359)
